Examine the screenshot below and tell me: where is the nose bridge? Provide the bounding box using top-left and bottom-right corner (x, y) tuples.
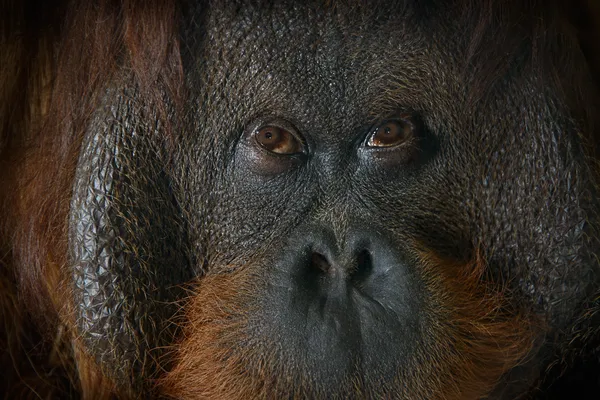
(307, 142), (364, 254)
(310, 192), (353, 252)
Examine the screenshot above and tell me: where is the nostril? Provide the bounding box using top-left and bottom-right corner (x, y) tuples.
(311, 253), (331, 275)
(309, 249), (373, 280)
(352, 249), (373, 282)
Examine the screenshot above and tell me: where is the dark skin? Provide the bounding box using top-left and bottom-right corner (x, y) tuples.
(2, 1), (599, 399)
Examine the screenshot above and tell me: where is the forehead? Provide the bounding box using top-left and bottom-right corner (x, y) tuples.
(184, 1), (449, 132)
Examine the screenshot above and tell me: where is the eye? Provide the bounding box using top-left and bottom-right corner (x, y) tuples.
(367, 116), (415, 148)
(254, 126), (303, 155)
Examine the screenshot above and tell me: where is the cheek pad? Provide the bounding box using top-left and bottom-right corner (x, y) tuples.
(69, 93), (192, 391)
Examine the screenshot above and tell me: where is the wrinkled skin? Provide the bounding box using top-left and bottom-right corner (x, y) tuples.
(65, 1), (599, 399)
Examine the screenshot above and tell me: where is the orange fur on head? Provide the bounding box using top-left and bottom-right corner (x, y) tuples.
(158, 266), (266, 399)
(414, 248), (539, 399)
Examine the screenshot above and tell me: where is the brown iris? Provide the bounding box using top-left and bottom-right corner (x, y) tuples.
(254, 126), (303, 154)
(367, 118), (414, 148)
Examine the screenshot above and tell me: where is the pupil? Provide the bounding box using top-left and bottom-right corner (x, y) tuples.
(265, 131), (273, 140)
(384, 127), (392, 135)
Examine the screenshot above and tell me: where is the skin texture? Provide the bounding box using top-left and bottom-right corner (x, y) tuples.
(1, 0), (599, 399)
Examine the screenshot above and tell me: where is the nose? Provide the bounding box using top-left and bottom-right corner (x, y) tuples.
(281, 227), (402, 295)
(308, 235), (373, 282)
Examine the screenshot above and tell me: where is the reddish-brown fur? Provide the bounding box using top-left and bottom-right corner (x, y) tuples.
(160, 249), (537, 399)
(1, 1), (598, 398)
(1, 2), (183, 397)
